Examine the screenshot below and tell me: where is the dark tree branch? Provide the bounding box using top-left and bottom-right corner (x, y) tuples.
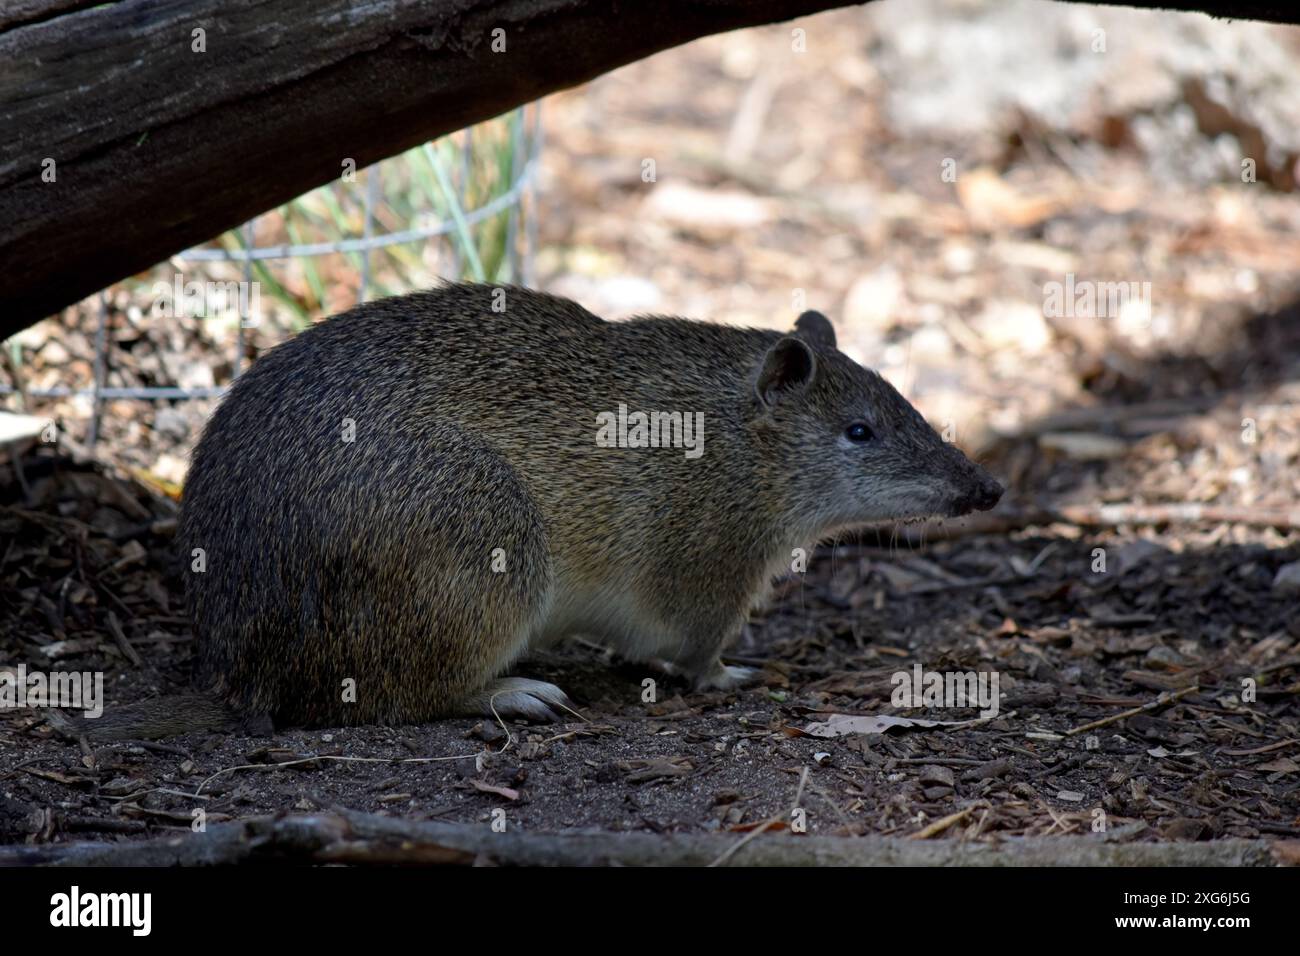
(0, 809), (1288, 866)
(0, 1), (1296, 335)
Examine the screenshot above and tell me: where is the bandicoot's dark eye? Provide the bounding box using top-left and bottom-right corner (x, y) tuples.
(846, 422), (874, 443)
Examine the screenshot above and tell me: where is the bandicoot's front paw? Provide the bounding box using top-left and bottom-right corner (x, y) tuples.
(693, 664), (759, 692)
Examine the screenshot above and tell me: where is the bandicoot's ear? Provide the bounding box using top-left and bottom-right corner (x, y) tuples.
(794, 310), (836, 350)
(756, 335), (816, 407)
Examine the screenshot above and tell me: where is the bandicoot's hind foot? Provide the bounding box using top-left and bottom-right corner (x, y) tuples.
(643, 657), (761, 693)
(694, 664), (759, 692)
(466, 677), (577, 722)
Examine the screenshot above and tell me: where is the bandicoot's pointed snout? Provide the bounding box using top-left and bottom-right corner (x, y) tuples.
(972, 474), (1004, 512)
(948, 472), (1003, 517)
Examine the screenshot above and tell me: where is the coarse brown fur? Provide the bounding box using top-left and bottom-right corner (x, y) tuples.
(75, 283), (1001, 739)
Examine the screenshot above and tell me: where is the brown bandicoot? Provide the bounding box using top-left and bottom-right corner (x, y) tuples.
(68, 283), (1001, 739)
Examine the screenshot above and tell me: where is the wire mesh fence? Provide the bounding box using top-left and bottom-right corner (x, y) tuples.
(2, 103), (543, 448)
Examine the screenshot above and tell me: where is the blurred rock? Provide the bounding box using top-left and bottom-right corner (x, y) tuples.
(911, 324), (954, 361)
(39, 340), (69, 365)
(1271, 561), (1300, 595)
(970, 300), (1051, 353)
(153, 407), (190, 442)
(549, 275), (662, 319)
(152, 453), (189, 486)
(642, 182), (770, 231)
(843, 266), (906, 333)
(1039, 431), (1129, 460)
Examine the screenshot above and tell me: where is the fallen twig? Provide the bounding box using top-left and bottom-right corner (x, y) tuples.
(897, 501), (1300, 545)
(1064, 685), (1200, 737)
(907, 807), (974, 840)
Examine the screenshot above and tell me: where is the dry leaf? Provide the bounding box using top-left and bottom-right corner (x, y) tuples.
(1256, 757), (1299, 774)
(802, 714), (977, 738)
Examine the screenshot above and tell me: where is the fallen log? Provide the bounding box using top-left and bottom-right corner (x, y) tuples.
(3, 1), (1300, 334)
(0, 809), (1290, 866)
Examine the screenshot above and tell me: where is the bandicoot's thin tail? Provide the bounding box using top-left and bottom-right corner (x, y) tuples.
(46, 692), (263, 742)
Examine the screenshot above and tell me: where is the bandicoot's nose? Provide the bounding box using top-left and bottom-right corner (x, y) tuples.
(949, 474), (1003, 516)
(972, 475), (1003, 512)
